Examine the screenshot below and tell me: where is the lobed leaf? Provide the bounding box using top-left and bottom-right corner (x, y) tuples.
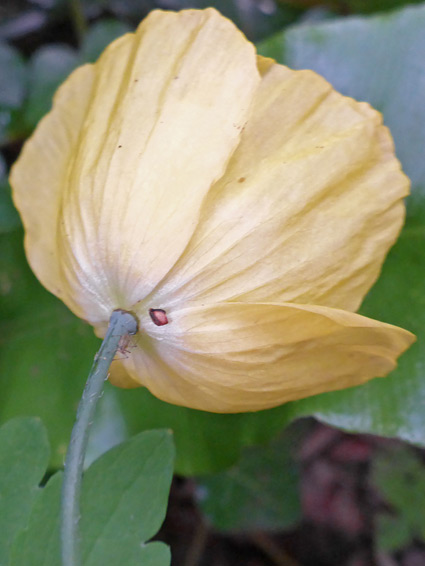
(0, 418), (49, 565)
(10, 427), (174, 566)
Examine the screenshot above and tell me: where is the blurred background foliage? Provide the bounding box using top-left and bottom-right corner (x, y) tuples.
(1, 0), (425, 561)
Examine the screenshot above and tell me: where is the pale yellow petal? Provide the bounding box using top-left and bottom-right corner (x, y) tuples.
(109, 302), (415, 413)
(109, 359), (140, 389)
(150, 59), (408, 312)
(11, 9), (260, 325)
(10, 64), (95, 310)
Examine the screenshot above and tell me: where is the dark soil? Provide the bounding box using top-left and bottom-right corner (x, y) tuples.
(155, 421), (425, 566)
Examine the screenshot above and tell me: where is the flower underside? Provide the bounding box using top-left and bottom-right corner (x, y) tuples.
(10, 8), (415, 412)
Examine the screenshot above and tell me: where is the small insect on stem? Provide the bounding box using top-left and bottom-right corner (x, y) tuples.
(149, 308), (168, 326)
(116, 334), (134, 359)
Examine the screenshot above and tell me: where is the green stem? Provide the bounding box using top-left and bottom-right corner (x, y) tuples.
(68, 0), (88, 44)
(61, 309), (138, 566)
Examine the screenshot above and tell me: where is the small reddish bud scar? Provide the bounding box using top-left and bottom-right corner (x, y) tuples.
(149, 308), (168, 326)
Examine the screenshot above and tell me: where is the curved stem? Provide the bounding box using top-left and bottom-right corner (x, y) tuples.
(61, 309), (138, 566)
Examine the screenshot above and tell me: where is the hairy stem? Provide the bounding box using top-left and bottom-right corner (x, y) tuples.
(61, 309), (138, 566)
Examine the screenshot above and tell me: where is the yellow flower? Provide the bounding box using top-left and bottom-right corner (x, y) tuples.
(10, 8), (415, 413)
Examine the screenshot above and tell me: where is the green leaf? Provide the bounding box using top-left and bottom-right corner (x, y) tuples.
(0, 418), (49, 565)
(10, 472), (63, 566)
(372, 446), (425, 551)
(376, 514), (412, 553)
(80, 19), (132, 63)
(112, 386), (296, 475)
(0, 43), (27, 143)
(10, 429), (174, 566)
(0, 43), (26, 109)
(22, 45), (78, 132)
(81, 429), (173, 566)
(198, 428), (301, 531)
(0, 231), (100, 468)
(0, 153), (20, 233)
